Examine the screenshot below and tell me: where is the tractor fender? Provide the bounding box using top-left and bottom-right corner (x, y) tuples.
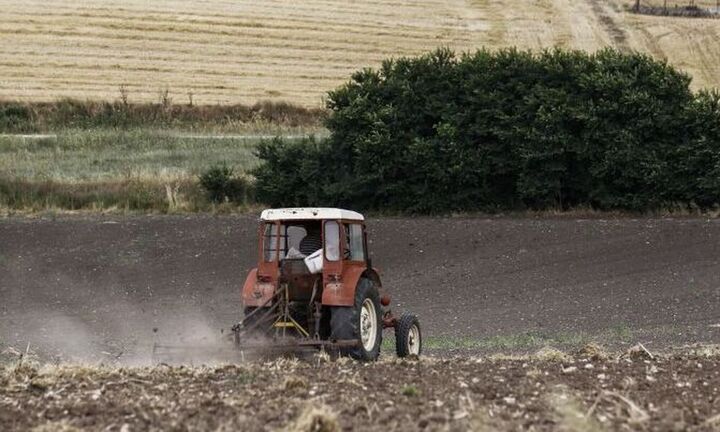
(363, 268), (383, 290)
(242, 268), (275, 307)
(363, 268), (389, 304)
(322, 266), (383, 306)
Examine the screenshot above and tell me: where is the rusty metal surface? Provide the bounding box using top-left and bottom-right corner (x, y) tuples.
(383, 310), (398, 329)
(245, 218), (385, 309)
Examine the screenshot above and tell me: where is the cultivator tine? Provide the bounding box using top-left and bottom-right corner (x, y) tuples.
(239, 291), (277, 323)
(234, 284), (289, 337)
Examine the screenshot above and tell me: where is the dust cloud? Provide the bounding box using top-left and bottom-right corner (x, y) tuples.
(0, 254), (236, 366)
(1, 305), (234, 366)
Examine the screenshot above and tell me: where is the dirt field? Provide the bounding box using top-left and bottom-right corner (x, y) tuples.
(2, 215), (720, 430)
(0, 0), (718, 106)
(2, 347), (720, 431)
(1, 215), (719, 363)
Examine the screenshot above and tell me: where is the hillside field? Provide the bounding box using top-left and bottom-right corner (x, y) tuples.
(0, 0), (719, 107)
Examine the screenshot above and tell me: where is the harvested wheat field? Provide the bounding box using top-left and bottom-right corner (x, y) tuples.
(0, 0), (718, 106)
(2, 346), (720, 431)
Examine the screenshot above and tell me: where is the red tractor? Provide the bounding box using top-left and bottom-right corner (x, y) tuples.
(234, 207), (421, 360)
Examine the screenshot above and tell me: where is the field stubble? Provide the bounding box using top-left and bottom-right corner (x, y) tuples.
(0, 0), (719, 106)
(0, 346), (719, 431)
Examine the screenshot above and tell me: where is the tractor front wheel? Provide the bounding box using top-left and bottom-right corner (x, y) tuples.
(330, 278), (382, 361)
(395, 313), (422, 358)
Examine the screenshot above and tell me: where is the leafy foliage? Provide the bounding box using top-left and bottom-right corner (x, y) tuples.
(254, 48), (720, 212)
(253, 137), (330, 207)
(199, 164), (252, 204)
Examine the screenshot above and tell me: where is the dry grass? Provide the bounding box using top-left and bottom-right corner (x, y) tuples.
(30, 421), (82, 432)
(0, 0), (718, 108)
(288, 405), (340, 432)
(548, 389), (607, 432)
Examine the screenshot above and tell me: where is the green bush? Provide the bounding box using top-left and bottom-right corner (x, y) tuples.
(253, 137), (330, 207)
(0, 103), (32, 132)
(199, 164), (252, 204)
(668, 90), (720, 208)
(253, 47), (720, 213)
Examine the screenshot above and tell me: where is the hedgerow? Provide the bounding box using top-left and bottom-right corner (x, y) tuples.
(254, 48), (720, 212)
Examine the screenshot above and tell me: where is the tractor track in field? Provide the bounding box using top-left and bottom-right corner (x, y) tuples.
(1, 214), (719, 363)
(586, 0), (629, 51)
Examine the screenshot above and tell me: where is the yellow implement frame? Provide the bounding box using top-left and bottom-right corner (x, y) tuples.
(273, 283), (310, 338)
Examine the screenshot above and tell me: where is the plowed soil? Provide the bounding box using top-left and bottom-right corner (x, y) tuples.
(1, 215), (719, 362)
(1, 215), (720, 431)
(1, 348), (719, 431)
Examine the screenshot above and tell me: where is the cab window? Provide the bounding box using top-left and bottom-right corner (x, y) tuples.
(324, 221), (340, 261)
(344, 223), (365, 261)
(263, 223), (279, 261)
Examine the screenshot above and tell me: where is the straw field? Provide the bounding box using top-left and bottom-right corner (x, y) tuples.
(0, 0), (719, 107)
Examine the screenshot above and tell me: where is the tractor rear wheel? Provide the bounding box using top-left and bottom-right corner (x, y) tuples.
(395, 313), (422, 358)
(330, 278), (382, 361)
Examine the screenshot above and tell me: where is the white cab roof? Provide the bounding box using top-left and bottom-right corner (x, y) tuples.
(260, 207), (364, 221)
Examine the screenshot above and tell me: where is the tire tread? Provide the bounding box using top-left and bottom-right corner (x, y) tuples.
(330, 278), (382, 361)
(395, 313), (421, 358)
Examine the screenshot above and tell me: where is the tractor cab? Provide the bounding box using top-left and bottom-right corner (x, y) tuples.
(245, 208), (373, 308)
(238, 207), (421, 361)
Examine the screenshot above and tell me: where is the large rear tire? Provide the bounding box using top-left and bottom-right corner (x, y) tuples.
(330, 278), (382, 361)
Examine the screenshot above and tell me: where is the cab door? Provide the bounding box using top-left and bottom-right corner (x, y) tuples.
(322, 220), (369, 306)
(341, 222), (369, 293)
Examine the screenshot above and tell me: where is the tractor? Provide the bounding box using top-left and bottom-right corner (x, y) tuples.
(233, 207), (422, 360)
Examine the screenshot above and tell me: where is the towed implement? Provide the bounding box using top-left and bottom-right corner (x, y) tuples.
(154, 207), (421, 362)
